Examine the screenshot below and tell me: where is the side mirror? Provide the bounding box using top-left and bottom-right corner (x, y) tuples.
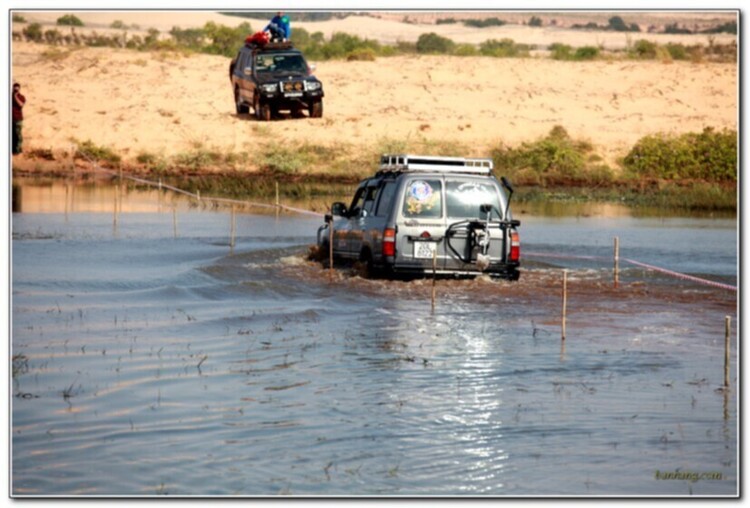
(243, 67), (252, 76)
(324, 213), (332, 224)
(479, 204), (493, 214)
(331, 202), (347, 217)
(309, 63), (317, 72)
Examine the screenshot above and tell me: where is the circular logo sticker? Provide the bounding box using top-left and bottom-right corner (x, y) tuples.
(409, 181), (433, 202)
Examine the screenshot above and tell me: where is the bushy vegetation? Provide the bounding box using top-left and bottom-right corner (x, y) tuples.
(549, 43), (599, 60)
(416, 32), (456, 54)
(480, 38), (531, 57)
(528, 16), (543, 27)
(492, 126), (613, 186)
(56, 14), (84, 27)
(622, 127), (737, 182)
(74, 140), (121, 166)
(572, 16), (640, 32)
(464, 17), (507, 28)
(702, 21), (737, 34)
(12, 14), (26, 23)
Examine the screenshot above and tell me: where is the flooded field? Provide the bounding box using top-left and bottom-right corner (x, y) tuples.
(11, 180), (738, 496)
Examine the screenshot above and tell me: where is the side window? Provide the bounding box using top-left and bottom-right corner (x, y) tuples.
(239, 52), (250, 72)
(362, 186), (380, 215)
(374, 181), (396, 217)
(348, 188), (366, 217)
(402, 179), (442, 218)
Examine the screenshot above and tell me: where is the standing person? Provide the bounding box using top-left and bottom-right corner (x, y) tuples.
(264, 11), (291, 42)
(12, 82), (26, 155)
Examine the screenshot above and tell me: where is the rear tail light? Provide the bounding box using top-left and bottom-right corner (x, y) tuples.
(383, 228), (396, 257)
(509, 231), (520, 262)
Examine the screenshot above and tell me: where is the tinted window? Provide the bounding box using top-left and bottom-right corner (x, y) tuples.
(349, 188), (366, 217)
(256, 53), (307, 73)
(402, 179), (442, 218)
(375, 181), (396, 217)
(363, 186), (379, 215)
(446, 180), (502, 218)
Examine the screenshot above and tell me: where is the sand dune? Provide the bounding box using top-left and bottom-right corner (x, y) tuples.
(10, 11), (737, 172)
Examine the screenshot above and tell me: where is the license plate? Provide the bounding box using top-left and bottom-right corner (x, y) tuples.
(284, 92), (303, 98)
(414, 241), (437, 259)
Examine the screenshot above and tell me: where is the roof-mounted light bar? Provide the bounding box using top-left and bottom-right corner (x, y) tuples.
(379, 154), (493, 175)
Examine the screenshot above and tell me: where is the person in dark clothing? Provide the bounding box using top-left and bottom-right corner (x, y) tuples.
(12, 82), (26, 155)
(264, 12), (291, 42)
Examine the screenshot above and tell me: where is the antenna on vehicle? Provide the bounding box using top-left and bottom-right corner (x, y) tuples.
(501, 176), (514, 221)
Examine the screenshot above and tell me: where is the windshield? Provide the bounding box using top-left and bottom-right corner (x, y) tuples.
(445, 180), (502, 218)
(255, 53), (307, 74)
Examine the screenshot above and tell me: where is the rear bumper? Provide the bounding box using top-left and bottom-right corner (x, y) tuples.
(388, 261), (520, 280)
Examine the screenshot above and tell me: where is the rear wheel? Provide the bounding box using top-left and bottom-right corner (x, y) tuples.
(309, 99), (323, 118)
(235, 87), (248, 115)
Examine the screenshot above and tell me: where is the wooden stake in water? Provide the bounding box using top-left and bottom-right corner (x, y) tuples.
(724, 316), (731, 389)
(431, 248), (437, 312)
(614, 236), (620, 288)
(561, 269), (568, 341)
(230, 205), (236, 250)
(328, 219), (334, 280)
(275, 181), (280, 208)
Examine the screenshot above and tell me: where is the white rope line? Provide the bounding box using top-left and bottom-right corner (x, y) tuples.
(524, 251), (736, 292)
(75, 151), (325, 217)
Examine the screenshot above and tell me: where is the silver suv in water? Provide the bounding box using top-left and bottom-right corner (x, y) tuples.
(317, 154), (521, 280)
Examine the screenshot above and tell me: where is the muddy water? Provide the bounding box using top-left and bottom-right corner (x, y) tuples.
(12, 181), (737, 496)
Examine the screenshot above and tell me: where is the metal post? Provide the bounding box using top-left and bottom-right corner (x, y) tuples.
(328, 217), (334, 280)
(724, 316), (731, 389)
(561, 269), (568, 341)
(431, 248), (437, 312)
(230, 205), (236, 250)
(614, 236), (620, 288)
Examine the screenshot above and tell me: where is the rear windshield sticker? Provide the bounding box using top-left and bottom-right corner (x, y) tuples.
(409, 181), (433, 202)
(406, 180), (439, 215)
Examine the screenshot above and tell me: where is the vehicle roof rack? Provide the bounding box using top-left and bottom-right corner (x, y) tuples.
(378, 154), (493, 175)
(246, 41), (295, 51)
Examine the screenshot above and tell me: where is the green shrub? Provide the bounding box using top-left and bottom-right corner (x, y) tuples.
(479, 38), (530, 58)
(454, 43), (479, 56)
(436, 18), (458, 25)
(464, 17), (507, 28)
(202, 21), (251, 57)
(622, 127), (737, 182)
(574, 46), (599, 60)
(630, 39), (658, 59)
(664, 43), (688, 60)
(702, 21), (737, 34)
(110, 20), (126, 29)
(346, 47), (376, 61)
(416, 32), (455, 54)
(491, 126), (608, 186)
(22, 23), (43, 42)
(75, 140), (121, 165)
(257, 144), (310, 175)
(57, 14), (84, 27)
(12, 14), (26, 23)
(173, 147), (223, 170)
(529, 16), (543, 27)
(549, 42), (573, 60)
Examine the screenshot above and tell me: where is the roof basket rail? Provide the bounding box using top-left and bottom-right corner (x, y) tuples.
(246, 40), (295, 50)
(378, 154), (493, 175)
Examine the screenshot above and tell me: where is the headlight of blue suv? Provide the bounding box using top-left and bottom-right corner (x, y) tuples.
(305, 81), (321, 91)
(261, 84), (277, 93)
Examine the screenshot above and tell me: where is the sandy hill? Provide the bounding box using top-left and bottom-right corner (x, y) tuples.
(10, 11), (738, 173)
